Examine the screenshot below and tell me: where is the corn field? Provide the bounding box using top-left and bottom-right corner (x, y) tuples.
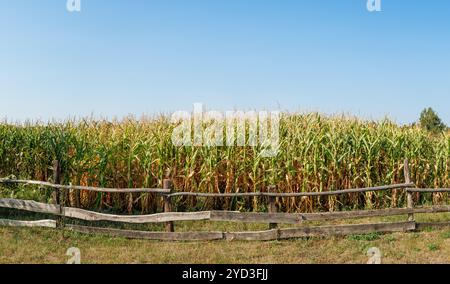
(0, 113), (449, 213)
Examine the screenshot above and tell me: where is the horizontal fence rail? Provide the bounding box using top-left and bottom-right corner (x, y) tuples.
(1, 159), (450, 241)
(0, 179), (170, 194)
(0, 178), (414, 197)
(407, 188), (450, 193)
(0, 219), (418, 241)
(1, 198), (450, 225)
(168, 183), (416, 198)
(0, 219), (56, 228)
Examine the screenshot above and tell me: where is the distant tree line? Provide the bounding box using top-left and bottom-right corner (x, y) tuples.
(418, 108), (448, 134)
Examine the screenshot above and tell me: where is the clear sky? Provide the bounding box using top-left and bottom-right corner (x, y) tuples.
(1, 0), (449, 124)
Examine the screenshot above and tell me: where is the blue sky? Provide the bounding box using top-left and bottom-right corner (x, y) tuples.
(1, 0), (449, 124)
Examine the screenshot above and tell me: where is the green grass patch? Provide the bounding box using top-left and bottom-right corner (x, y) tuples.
(347, 232), (381, 241)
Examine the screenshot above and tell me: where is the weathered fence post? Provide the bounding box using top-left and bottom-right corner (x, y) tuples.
(52, 160), (63, 228)
(163, 179), (174, 232)
(404, 159), (414, 222)
(268, 185), (278, 229)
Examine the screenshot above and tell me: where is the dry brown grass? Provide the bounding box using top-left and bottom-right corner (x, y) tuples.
(1, 225), (450, 264)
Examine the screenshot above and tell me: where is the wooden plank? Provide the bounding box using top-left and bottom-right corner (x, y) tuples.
(0, 178), (414, 197)
(407, 188), (450, 193)
(413, 205), (450, 214)
(1, 198), (447, 226)
(0, 198), (60, 214)
(64, 207), (211, 223)
(66, 225), (224, 241)
(168, 183), (415, 198)
(263, 183), (415, 197)
(0, 204), (446, 225)
(212, 206), (450, 224)
(169, 192), (264, 197)
(211, 208), (413, 224)
(416, 222), (450, 230)
(300, 208), (413, 221)
(210, 211), (302, 224)
(0, 179), (170, 194)
(66, 222), (417, 241)
(63, 206), (446, 225)
(0, 219), (56, 228)
(303, 206), (450, 220)
(224, 229), (279, 241)
(278, 221), (416, 239)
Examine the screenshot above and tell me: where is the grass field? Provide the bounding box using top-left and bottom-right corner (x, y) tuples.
(2, 212), (450, 264)
(1, 225), (450, 264)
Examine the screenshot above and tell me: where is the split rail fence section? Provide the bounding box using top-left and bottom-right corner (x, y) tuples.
(0, 160), (449, 241)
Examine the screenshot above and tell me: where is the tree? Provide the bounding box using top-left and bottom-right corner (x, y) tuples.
(419, 108), (447, 133)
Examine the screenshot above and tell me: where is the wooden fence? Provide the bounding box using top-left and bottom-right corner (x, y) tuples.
(0, 159), (449, 241)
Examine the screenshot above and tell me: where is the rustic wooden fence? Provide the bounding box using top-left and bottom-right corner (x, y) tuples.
(0, 159), (449, 241)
